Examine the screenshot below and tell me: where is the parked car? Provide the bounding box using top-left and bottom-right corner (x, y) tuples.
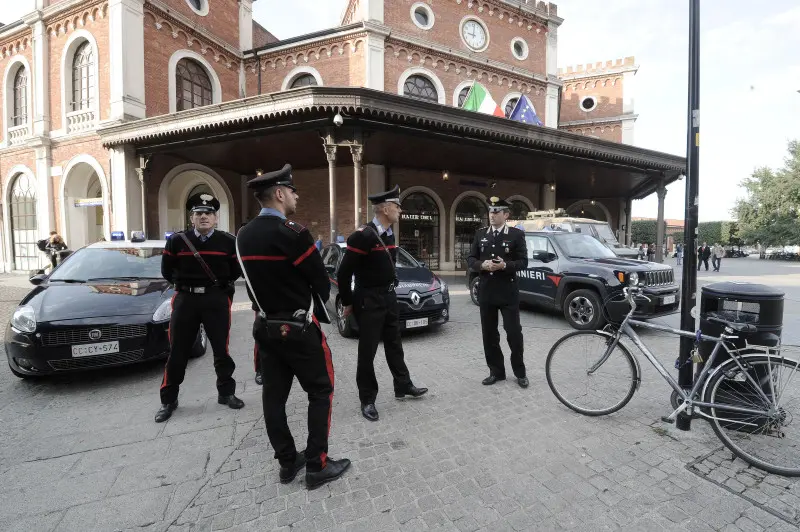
(321, 243), (449, 338)
(5, 234), (206, 379)
(514, 210), (639, 259)
(466, 228), (680, 330)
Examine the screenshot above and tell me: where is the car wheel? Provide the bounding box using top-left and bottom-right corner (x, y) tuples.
(563, 289), (605, 331)
(190, 325), (207, 358)
(470, 277), (480, 306)
(336, 298), (357, 338)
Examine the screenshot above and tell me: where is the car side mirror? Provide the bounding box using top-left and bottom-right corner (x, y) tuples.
(531, 250), (554, 263)
(29, 273), (47, 286)
(419, 261), (426, 268)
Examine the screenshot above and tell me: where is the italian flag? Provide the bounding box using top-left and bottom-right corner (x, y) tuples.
(461, 82), (505, 117)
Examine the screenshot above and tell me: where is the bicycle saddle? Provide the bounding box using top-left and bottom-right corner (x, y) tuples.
(707, 316), (757, 334)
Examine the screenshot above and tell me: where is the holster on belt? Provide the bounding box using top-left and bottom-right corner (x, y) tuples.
(257, 310), (310, 341)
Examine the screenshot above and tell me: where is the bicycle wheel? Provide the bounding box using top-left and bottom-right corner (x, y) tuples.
(546, 331), (638, 416)
(705, 354), (800, 476)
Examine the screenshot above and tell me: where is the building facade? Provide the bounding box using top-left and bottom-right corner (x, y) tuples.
(0, 0), (660, 273)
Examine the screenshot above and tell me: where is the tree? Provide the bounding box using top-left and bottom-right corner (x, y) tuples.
(732, 140), (800, 246)
(631, 219), (665, 245)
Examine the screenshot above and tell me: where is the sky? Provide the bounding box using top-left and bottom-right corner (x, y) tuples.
(4, 0), (798, 222)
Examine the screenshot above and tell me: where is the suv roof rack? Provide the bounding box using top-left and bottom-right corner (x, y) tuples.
(525, 208), (568, 219)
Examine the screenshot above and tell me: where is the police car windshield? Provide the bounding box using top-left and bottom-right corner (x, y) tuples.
(396, 248), (420, 268)
(49, 247), (165, 282)
(592, 223), (619, 245)
(553, 233), (616, 259)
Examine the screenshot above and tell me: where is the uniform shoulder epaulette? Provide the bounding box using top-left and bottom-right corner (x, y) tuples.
(283, 220), (306, 234)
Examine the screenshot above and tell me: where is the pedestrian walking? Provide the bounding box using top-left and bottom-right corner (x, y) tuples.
(637, 244), (646, 261)
(647, 243), (656, 262)
(467, 197), (529, 388)
(155, 193), (244, 423)
(337, 184), (429, 422)
(676, 243), (683, 266)
(697, 242), (711, 271)
(712, 243), (725, 272)
(46, 232), (68, 270)
(236, 164), (350, 489)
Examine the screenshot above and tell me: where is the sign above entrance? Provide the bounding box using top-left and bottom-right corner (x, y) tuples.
(74, 198), (103, 207)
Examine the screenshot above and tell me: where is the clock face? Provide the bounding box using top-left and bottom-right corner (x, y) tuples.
(462, 20), (487, 50)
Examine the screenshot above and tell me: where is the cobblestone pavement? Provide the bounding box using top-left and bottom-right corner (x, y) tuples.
(0, 257), (799, 531)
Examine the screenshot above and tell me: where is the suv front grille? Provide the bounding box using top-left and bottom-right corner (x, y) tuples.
(41, 324), (148, 347)
(644, 270), (674, 286)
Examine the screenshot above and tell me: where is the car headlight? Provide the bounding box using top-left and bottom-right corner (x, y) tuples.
(440, 280), (448, 293)
(628, 272), (640, 286)
(153, 299), (172, 322)
(11, 305), (36, 333)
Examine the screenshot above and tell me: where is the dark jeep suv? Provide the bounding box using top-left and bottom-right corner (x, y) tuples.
(466, 229), (680, 330)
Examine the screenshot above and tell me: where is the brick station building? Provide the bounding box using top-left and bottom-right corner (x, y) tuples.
(0, 0), (684, 272)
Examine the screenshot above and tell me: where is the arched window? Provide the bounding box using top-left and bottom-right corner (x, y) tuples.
(10, 173), (39, 270)
(457, 85), (472, 107)
(509, 200), (529, 220)
(12, 67), (27, 126)
(290, 74), (318, 88)
(504, 97), (519, 118)
(72, 41), (95, 111)
(403, 75), (438, 103)
(175, 58), (213, 111)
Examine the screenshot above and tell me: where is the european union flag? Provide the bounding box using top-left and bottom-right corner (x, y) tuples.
(509, 95), (543, 126)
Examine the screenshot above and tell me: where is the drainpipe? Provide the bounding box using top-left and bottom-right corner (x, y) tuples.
(136, 156), (150, 237)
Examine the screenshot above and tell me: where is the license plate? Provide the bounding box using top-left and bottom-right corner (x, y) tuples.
(662, 295), (676, 305)
(71, 341), (120, 358)
(406, 318), (429, 329)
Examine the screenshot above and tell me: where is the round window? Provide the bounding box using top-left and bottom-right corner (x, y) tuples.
(411, 3), (435, 30)
(580, 96), (597, 112)
(511, 38), (529, 60)
(185, 0), (208, 16)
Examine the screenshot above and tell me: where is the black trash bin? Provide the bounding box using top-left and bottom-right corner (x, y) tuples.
(696, 282), (784, 430)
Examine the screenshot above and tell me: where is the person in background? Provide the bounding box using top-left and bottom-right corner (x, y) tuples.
(315, 235), (323, 251)
(637, 244), (646, 261)
(712, 243), (725, 272)
(676, 243), (683, 266)
(46, 233), (68, 269)
(647, 243), (656, 262)
(697, 242), (711, 271)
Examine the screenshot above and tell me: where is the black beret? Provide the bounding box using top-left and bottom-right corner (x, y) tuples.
(187, 193), (220, 213)
(368, 184), (401, 205)
(487, 196), (511, 212)
(247, 163), (296, 191)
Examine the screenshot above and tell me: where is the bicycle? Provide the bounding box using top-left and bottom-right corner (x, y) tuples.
(545, 285), (800, 476)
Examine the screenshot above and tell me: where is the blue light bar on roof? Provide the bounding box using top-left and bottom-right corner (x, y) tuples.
(336, 236), (345, 243)
(164, 232), (174, 239)
(111, 231), (125, 241)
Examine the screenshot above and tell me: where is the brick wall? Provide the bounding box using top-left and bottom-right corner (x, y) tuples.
(0, 148), (36, 196)
(143, 8), (241, 117)
(156, 0), (241, 50)
(559, 77), (624, 123)
(244, 35), (366, 96)
(384, 0), (549, 74)
(384, 43), (547, 118)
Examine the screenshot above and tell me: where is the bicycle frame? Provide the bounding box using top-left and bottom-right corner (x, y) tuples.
(591, 297), (776, 424)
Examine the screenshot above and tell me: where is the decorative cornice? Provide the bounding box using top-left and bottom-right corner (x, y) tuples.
(145, 1), (243, 63)
(558, 58), (639, 80)
(97, 87), (685, 180)
(341, 0), (360, 25)
(0, 30), (33, 62)
(559, 114), (638, 127)
(246, 32), (368, 74)
(45, 2), (109, 40)
(455, 0), (563, 29)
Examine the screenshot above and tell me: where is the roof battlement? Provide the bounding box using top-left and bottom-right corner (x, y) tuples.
(558, 57), (637, 78)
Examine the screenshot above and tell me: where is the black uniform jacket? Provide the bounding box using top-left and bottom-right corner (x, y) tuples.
(467, 225), (528, 306)
(337, 222), (397, 307)
(161, 230), (241, 292)
(236, 215), (330, 315)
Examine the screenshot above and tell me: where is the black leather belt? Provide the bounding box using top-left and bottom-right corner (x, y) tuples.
(176, 285), (216, 294)
(260, 310), (307, 322)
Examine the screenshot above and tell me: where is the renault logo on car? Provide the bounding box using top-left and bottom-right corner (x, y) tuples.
(410, 291), (421, 306)
(89, 329), (102, 341)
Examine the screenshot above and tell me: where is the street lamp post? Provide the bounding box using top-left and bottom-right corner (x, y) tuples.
(677, 0), (701, 431)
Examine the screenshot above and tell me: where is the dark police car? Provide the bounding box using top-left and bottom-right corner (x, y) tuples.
(5, 232), (206, 379)
(321, 243), (450, 337)
(467, 226), (679, 330)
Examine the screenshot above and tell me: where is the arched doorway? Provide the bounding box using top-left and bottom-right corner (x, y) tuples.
(400, 192), (440, 269)
(63, 162), (106, 249)
(566, 200), (611, 222)
(159, 165), (233, 235)
(453, 195), (487, 270)
(9, 173), (39, 271)
(509, 200), (530, 220)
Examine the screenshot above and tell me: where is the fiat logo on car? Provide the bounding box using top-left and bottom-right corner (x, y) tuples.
(89, 329), (102, 341)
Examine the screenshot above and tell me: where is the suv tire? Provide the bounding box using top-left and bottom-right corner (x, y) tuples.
(563, 288), (605, 330)
(336, 298), (357, 338)
(470, 277), (480, 306)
